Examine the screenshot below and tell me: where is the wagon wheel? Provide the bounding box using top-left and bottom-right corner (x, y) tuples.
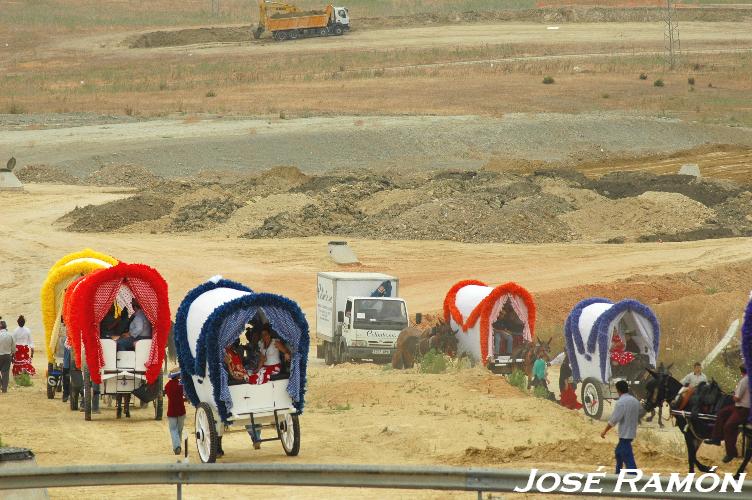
(154, 374), (164, 420)
(83, 366), (93, 421)
(46, 365), (56, 399)
(195, 403), (218, 463)
(581, 378), (604, 420)
(278, 413), (301, 456)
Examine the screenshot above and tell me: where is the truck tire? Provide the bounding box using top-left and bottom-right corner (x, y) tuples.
(324, 341), (335, 366)
(273, 31), (287, 41)
(319, 28), (329, 37)
(288, 30), (299, 40)
(334, 25), (344, 36)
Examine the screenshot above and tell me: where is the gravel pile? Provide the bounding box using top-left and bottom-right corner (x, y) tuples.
(15, 164), (80, 184)
(58, 167), (752, 243)
(86, 164), (162, 188)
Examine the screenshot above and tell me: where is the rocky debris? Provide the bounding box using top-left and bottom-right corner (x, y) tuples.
(58, 167), (752, 244)
(170, 197), (244, 232)
(585, 171), (741, 206)
(15, 164), (80, 184)
(85, 164), (162, 188)
(61, 195), (174, 232)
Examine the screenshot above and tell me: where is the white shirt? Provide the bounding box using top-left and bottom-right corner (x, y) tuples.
(0, 329), (15, 356)
(129, 310), (152, 340)
(608, 393), (641, 440)
(12, 326), (33, 347)
(680, 372), (707, 388)
(735, 375), (750, 409)
(258, 339), (281, 366)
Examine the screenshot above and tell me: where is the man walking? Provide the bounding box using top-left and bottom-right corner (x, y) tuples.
(601, 380), (641, 474)
(0, 321), (15, 393)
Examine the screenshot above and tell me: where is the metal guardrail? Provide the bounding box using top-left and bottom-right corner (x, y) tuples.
(0, 463), (749, 499)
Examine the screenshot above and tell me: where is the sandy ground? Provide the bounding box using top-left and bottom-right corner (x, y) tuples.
(3, 113), (752, 176)
(1, 184), (751, 498)
(54, 22), (752, 58)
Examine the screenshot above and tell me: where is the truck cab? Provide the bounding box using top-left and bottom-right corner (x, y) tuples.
(336, 297), (408, 361)
(333, 6), (350, 29)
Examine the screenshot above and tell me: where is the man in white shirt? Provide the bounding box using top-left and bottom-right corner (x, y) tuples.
(706, 365), (750, 462)
(0, 320), (15, 393)
(129, 299), (152, 340)
(681, 362), (708, 388)
(601, 380), (641, 474)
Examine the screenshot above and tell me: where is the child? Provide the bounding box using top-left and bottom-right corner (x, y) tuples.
(165, 367), (187, 455)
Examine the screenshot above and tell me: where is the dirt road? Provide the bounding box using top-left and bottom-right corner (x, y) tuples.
(1, 184), (750, 498)
(3, 113), (752, 176)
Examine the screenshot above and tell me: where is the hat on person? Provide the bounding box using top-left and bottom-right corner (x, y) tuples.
(169, 366), (182, 379)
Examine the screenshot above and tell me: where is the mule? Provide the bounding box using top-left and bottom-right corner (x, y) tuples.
(643, 363), (680, 428)
(391, 320), (458, 369)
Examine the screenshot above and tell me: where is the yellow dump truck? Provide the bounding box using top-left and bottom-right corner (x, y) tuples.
(253, 1), (350, 41)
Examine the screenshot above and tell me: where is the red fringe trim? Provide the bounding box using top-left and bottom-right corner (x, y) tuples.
(67, 263), (171, 385)
(443, 279), (537, 361)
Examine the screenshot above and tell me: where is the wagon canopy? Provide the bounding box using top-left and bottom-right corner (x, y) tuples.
(40, 249), (118, 364)
(174, 277), (310, 423)
(443, 280), (536, 362)
(743, 291), (752, 422)
(564, 298), (660, 384)
(66, 262), (171, 385)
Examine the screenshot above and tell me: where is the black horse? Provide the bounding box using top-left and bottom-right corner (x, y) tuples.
(643, 364), (680, 428)
(644, 374), (734, 473)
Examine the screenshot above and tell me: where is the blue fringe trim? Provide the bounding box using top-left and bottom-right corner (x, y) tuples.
(564, 298), (613, 382)
(174, 279), (253, 408)
(200, 292), (309, 423)
(742, 297), (752, 422)
(590, 299), (661, 383)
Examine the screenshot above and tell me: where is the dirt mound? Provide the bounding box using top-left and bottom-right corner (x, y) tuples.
(453, 438), (686, 469)
(561, 191), (715, 242)
(60, 194), (174, 232)
(253, 166), (309, 193)
(170, 197), (244, 232)
(15, 164), (80, 184)
(85, 164), (162, 188)
(127, 26), (251, 49)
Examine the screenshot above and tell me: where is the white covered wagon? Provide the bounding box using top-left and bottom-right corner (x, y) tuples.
(564, 298), (660, 419)
(174, 277), (309, 463)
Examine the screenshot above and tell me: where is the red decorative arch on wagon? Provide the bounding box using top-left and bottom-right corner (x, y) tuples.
(66, 262), (171, 385)
(443, 280), (536, 362)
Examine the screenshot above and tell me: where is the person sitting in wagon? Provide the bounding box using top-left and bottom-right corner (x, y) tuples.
(610, 329), (635, 367)
(128, 299), (152, 341)
(250, 325), (291, 385)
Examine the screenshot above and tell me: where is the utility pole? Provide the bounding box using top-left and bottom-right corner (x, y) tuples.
(664, 0), (680, 69)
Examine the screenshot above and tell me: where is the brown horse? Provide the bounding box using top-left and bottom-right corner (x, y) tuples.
(516, 337), (552, 379)
(392, 320), (458, 369)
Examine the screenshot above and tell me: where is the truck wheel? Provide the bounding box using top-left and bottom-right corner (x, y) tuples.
(289, 30), (299, 40)
(319, 28), (329, 37)
(324, 341), (335, 366)
(581, 378), (605, 420)
(274, 31), (287, 41)
(334, 25), (344, 36)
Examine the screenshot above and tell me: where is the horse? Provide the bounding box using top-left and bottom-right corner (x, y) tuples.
(643, 363), (680, 428)
(644, 375), (733, 473)
(391, 320), (458, 369)
(518, 337), (552, 379)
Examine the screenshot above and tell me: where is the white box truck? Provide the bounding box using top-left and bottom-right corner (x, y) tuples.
(316, 272), (412, 364)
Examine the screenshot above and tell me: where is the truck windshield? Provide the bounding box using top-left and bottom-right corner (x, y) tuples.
(352, 299), (407, 331)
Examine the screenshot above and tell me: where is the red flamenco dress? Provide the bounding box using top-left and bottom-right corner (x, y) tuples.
(13, 345), (36, 376)
(610, 334), (634, 366)
(560, 383), (582, 410)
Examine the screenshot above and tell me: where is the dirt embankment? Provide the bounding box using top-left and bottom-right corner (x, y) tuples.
(52, 161), (752, 244)
(125, 7), (750, 48)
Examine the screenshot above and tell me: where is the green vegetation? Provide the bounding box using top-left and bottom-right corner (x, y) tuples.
(418, 348), (449, 374)
(14, 373), (33, 387)
(532, 385), (550, 399)
(639, 73), (648, 80)
(542, 76), (555, 84)
(654, 79), (664, 87)
(506, 369), (528, 393)
(333, 402), (352, 412)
